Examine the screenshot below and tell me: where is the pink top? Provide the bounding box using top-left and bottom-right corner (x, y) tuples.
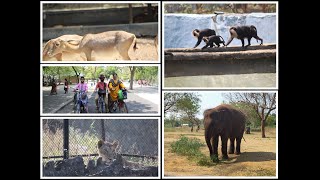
(96, 82), (107, 90)
(75, 83), (88, 92)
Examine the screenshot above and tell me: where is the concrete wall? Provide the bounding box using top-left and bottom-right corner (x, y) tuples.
(165, 58), (276, 77)
(43, 22), (158, 41)
(164, 13), (276, 48)
(43, 7), (156, 27)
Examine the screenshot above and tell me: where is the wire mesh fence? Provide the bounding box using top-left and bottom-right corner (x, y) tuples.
(42, 119), (158, 166)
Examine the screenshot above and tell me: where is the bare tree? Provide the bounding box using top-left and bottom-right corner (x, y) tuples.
(224, 93), (276, 138)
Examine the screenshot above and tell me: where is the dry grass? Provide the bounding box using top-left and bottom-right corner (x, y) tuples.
(164, 126), (276, 177)
(42, 38), (158, 61)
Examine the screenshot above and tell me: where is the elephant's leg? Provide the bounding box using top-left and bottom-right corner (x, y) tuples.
(229, 137), (235, 154)
(212, 135), (219, 159)
(221, 135), (229, 159)
(235, 136), (242, 155)
(205, 130), (213, 158)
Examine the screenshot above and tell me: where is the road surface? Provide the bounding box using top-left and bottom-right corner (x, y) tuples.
(47, 83), (160, 114)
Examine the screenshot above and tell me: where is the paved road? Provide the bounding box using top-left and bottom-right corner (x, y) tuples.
(42, 83), (160, 114)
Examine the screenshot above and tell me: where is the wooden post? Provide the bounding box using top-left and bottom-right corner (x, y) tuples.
(128, 4), (133, 24)
(147, 4), (152, 21)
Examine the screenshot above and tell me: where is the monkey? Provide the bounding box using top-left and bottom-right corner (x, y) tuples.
(192, 28), (216, 48)
(225, 25), (263, 48)
(201, 35), (225, 49)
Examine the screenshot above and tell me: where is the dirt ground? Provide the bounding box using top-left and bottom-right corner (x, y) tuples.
(164, 127), (276, 177)
(42, 38), (158, 61)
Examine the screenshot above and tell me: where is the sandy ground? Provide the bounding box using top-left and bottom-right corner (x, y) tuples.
(164, 127), (276, 177)
(42, 38), (159, 61)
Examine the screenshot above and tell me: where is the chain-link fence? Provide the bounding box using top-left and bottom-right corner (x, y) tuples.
(42, 119), (158, 166)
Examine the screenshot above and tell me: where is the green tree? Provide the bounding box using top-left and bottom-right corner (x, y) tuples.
(106, 66), (119, 79)
(175, 93), (201, 131)
(43, 66), (76, 84)
(134, 67), (158, 85)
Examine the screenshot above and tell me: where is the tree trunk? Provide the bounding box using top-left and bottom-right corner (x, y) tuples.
(72, 66), (79, 83)
(261, 120), (266, 138)
(93, 67), (97, 79)
(57, 67), (61, 85)
(129, 66), (135, 90)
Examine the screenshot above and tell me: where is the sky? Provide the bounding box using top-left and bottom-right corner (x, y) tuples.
(196, 92), (225, 118)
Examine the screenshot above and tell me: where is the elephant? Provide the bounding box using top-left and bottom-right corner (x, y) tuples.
(203, 104), (246, 160)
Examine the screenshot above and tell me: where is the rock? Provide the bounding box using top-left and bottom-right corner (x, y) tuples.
(43, 156), (158, 177)
(86, 159), (96, 174)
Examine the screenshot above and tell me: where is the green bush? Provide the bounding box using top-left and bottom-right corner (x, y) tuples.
(170, 136), (204, 156)
(170, 136), (218, 167)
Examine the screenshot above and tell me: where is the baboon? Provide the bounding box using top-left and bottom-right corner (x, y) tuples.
(225, 25), (263, 48)
(202, 35), (225, 49)
(192, 28), (216, 48)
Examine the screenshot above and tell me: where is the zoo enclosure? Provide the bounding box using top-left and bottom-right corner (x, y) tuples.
(43, 3), (159, 40)
(42, 119), (158, 165)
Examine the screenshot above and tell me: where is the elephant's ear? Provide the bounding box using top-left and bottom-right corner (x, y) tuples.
(210, 111), (220, 122)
